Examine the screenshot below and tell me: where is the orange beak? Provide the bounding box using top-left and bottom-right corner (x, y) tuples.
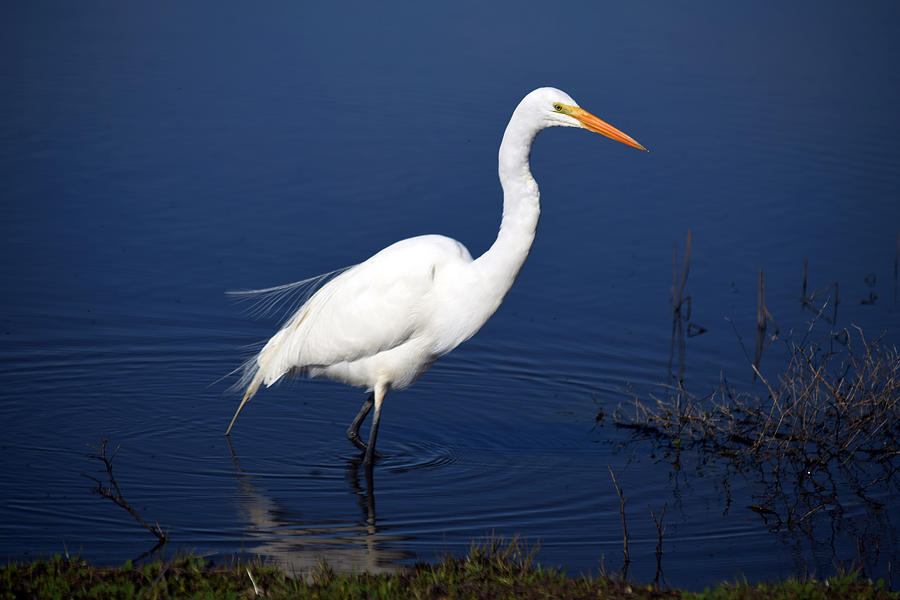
(570, 106), (647, 152)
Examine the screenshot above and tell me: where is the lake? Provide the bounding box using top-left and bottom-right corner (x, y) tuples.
(1, 1), (899, 590)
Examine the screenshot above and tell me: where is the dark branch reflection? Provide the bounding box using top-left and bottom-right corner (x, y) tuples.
(648, 438), (898, 580)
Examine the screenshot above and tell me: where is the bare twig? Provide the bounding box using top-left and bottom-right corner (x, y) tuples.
(83, 438), (167, 544)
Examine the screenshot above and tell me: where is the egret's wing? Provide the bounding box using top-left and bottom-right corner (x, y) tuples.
(257, 235), (471, 379)
(288, 254), (434, 365)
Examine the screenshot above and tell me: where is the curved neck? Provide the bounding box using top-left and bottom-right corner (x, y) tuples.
(474, 112), (542, 304)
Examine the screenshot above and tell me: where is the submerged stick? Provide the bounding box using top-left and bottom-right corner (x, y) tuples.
(754, 269), (766, 376)
(894, 232), (898, 306)
(678, 230), (692, 309)
(753, 269), (780, 376)
(607, 466), (630, 570)
(667, 231), (694, 393)
(649, 502), (667, 585)
(802, 260), (808, 302)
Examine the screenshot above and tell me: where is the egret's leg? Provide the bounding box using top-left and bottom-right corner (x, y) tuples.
(363, 385), (386, 467)
(346, 394), (374, 452)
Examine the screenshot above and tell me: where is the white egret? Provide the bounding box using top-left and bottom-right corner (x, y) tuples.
(226, 87), (646, 465)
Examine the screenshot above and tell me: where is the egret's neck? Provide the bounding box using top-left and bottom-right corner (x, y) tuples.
(474, 114), (542, 305)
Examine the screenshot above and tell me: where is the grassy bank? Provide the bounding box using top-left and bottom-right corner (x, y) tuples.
(3, 542), (896, 600)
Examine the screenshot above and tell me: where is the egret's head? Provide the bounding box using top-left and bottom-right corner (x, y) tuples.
(527, 87), (647, 152)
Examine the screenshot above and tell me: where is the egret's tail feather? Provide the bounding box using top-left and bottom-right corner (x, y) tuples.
(225, 364), (264, 436)
(227, 266), (352, 322)
(225, 268), (355, 433)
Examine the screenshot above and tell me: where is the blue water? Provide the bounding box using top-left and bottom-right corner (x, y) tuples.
(2, 1), (899, 589)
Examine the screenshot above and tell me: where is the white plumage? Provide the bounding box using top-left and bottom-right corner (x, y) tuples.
(226, 87), (646, 465)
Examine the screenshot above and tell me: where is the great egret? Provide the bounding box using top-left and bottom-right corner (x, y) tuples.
(226, 87), (646, 465)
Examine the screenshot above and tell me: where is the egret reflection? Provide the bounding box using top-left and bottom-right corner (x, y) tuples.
(225, 438), (413, 575)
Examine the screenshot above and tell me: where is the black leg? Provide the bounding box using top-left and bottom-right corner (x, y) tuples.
(346, 394), (373, 452)
(347, 394), (384, 458)
(363, 391), (384, 467)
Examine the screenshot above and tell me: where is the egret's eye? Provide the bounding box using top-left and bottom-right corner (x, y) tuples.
(553, 103), (564, 112)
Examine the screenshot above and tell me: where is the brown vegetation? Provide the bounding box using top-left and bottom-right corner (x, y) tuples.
(615, 326), (899, 479)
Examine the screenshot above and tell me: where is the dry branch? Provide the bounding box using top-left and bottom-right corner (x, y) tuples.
(612, 320), (899, 542)
(83, 438), (167, 544)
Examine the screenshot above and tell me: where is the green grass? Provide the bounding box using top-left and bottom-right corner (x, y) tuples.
(2, 540), (895, 600)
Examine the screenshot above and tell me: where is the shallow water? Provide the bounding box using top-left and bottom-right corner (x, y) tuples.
(2, 1), (899, 590)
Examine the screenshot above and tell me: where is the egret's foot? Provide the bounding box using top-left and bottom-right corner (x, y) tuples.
(347, 432), (383, 458)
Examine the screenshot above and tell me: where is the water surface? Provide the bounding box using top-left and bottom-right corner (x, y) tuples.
(2, 1), (899, 589)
